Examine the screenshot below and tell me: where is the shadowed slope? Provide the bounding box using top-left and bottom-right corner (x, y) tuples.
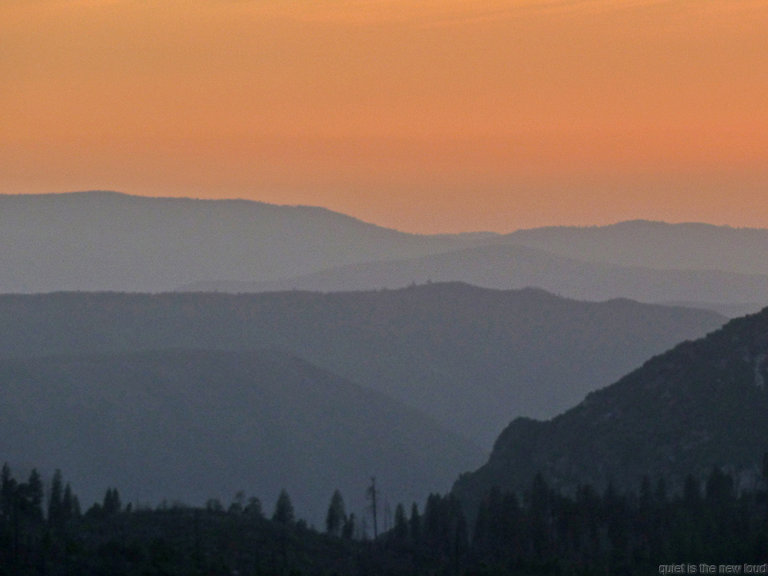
(454, 305), (768, 513)
(0, 349), (479, 524)
(0, 284), (725, 447)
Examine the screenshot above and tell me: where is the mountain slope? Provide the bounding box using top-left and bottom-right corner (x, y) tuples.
(453, 305), (768, 510)
(181, 243), (768, 314)
(0, 191), (476, 292)
(0, 349), (479, 524)
(0, 284), (725, 447)
(503, 220), (768, 275)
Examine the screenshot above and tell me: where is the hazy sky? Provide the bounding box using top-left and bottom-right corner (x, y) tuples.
(2, 0), (767, 233)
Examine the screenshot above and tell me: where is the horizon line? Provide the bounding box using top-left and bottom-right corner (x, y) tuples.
(1, 189), (765, 236)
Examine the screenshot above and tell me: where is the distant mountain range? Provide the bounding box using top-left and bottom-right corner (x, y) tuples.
(2, 191), (762, 522)
(453, 304), (768, 513)
(0, 284), (725, 448)
(0, 191), (476, 293)
(2, 192), (765, 314)
(0, 349), (478, 524)
(502, 220), (768, 276)
(184, 243), (768, 316)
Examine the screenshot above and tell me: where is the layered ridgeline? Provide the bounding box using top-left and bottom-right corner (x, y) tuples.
(0, 284), (725, 448)
(2, 192), (767, 315)
(188, 243), (768, 317)
(0, 349), (478, 525)
(453, 305), (768, 512)
(503, 220), (768, 276)
(0, 191), (477, 293)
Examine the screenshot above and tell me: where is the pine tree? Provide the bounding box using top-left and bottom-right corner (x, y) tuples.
(705, 466), (734, 505)
(325, 489), (346, 536)
(393, 503), (408, 541)
(366, 477), (378, 539)
(1, 463), (14, 520)
(102, 488), (122, 516)
(245, 496), (263, 517)
(48, 469), (64, 526)
(342, 512), (356, 539)
(62, 483), (78, 521)
(27, 469), (44, 523)
(409, 503), (421, 544)
(272, 489), (295, 525)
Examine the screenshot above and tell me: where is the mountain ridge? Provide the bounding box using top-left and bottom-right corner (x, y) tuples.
(0, 347), (480, 525)
(0, 191), (479, 292)
(179, 242), (768, 315)
(4, 191), (768, 297)
(501, 219), (768, 275)
(453, 304), (768, 513)
(0, 283), (726, 447)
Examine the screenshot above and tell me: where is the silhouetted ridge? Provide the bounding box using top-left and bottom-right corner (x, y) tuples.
(453, 305), (768, 513)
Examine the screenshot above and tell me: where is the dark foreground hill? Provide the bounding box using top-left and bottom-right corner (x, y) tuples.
(5, 458), (768, 575)
(0, 284), (725, 447)
(0, 349), (478, 524)
(453, 305), (768, 512)
(0, 191), (474, 292)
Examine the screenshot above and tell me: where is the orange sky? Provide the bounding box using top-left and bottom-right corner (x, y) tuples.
(2, 0), (767, 233)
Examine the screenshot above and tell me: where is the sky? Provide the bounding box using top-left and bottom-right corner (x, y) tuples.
(2, 0), (767, 233)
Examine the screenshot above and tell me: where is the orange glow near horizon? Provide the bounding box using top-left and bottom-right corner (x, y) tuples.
(2, 0), (767, 233)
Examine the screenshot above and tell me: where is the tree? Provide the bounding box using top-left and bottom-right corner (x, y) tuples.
(683, 474), (701, 510)
(228, 490), (246, 514)
(366, 477), (378, 539)
(27, 469), (44, 523)
(705, 466), (734, 505)
(62, 483), (80, 520)
(342, 512), (356, 539)
(325, 489), (346, 536)
(48, 469), (64, 527)
(245, 496), (263, 517)
(102, 488), (122, 516)
(393, 503), (408, 541)
(409, 503), (421, 544)
(272, 489), (295, 525)
(763, 452), (768, 487)
(1, 463), (15, 520)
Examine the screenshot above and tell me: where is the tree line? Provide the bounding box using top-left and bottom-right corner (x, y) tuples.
(3, 461), (768, 575)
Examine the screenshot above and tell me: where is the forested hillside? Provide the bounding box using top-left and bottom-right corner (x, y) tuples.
(454, 305), (768, 514)
(3, 462), (767, 575)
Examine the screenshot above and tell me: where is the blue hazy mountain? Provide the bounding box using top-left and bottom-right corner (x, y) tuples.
(502, 220), (768, 276)
(0, 348), (480, 525)
(3, 194), (767, 316)
(0, 191), (479, 293)
(0, 284), (725, 448)
(182, 243), (768, 316)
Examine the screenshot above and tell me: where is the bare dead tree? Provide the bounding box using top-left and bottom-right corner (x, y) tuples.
(366, 477), (378, 540)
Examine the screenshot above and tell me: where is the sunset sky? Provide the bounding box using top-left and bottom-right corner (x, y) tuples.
(2, 0), (767, 233)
